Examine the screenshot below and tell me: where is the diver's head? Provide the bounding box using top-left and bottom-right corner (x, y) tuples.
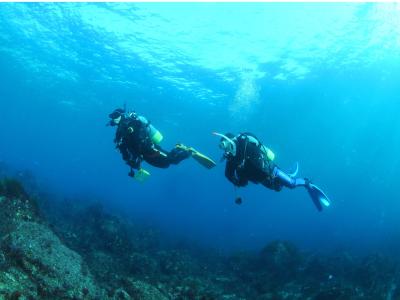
(219, 133), (234, 152)
(212, 132), (236, 157)
(108, 108), (125, 126)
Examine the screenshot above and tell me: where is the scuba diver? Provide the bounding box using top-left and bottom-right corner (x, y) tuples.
(213, 132), (331, 211)
(108, 108), (216, 181)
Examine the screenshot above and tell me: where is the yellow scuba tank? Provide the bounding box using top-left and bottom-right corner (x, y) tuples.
(134, 115), (163, 145)
(149, 124), (163, 144)
(245, 134), (275, 162)
(261, 145), (275, 161)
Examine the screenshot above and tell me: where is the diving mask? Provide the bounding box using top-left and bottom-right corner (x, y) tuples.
(213, 132), (237, 156)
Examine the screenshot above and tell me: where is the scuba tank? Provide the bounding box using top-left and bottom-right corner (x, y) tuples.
(134, 115), (163, 144)
(148, 123), (163, 144)
(241, 133), (276, 162)
(261, 145), (275, 161)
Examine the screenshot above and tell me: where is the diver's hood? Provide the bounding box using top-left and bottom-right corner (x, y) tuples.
(107, 108), (126, 126)
(212, 132), (237, 156)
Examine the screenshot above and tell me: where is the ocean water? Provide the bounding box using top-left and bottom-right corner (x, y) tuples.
(1, 2), (400, 255)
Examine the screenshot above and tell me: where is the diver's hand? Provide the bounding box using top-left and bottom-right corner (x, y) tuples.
(127, 159), (139, 169)
(128, 169), (135, 178)
(231, 177), (247, 187)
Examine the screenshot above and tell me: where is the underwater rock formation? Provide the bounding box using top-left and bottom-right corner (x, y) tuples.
(0, 178), (105, 299)
(1, 175), (400, 300)
(0, 178), (166, 299)
(2, 221), (102, 298)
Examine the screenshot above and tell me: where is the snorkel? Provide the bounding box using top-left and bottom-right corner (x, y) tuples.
(212, 132), (237, 157)
(213, 131), (242, 204)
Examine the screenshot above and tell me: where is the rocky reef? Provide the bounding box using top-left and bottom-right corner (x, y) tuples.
(0, 178), (105, 299)
(0, 174), (399, 299)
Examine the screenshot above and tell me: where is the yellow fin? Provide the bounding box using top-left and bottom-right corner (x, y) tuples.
(190, 148), (216, 169)
(134, 168), (151, 182)
(175, 144), (216, 169)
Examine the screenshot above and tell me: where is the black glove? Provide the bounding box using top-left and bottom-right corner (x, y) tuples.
(128, 169), (135, 178)
(230, 176), (248, 187)
(127, 159), (140, 169)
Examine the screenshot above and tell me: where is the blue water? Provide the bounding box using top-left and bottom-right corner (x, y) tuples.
(1, 2), (400, 255)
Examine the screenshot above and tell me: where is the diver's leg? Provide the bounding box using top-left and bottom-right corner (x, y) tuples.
(144, 146), (190, 168)
(143, 146), (171, 168)
(272, 167), (308, 189)
(272, 167), (330, 211)
(168, 147), (191, 165)
(144, 152), (170, 168)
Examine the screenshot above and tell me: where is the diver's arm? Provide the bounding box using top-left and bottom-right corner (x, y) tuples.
(225, 161), (245, 186)
(117, 140), (131, 163)
(118, 143), (130, 162)
(236, 175), (248, 187)
(225, 161), (235, 183)
(118, 142), (140, 169)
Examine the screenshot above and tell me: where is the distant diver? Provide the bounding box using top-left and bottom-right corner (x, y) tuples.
(108, 108), (216, 182)
(213, 132), (331, 211)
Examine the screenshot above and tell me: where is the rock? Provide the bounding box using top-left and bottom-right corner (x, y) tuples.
(0, 178), (29, 200)
(127, 252), (159, 277)
(0, 251), (6, 269)
(112, 288), (132, 300)
(0, 180), (40, 234)
(123, 279), (169, 300)
(0, 267), (37, 299)
(86, 251), (119, 283)
(259, 241), (303, 275)
(2, 221), (104, 299)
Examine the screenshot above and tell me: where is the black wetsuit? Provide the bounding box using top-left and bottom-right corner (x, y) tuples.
(224, 133), (329, 212)
(114, 113), (190, 170)
(224, 133), (282, 191)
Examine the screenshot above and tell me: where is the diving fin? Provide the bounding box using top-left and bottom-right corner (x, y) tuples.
(288, 162), (299, 177)
(191, 149), (216, 169)
(306, 183), (331, 212)
(176, 144), (216, 169)
(134, 168), (151, 182)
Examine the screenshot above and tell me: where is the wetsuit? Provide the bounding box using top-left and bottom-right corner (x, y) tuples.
(114, 113), (190, 170)
(225, 133), (308, 191)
